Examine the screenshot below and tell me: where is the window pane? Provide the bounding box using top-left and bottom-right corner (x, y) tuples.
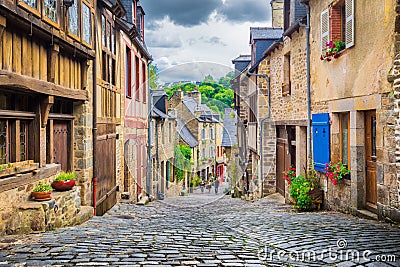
(69, 1), (79, 36)
(0, 121), (7, 164)
(106, 22), (111, 50)
(20, 121), (28, 161)
(341, 113), (349, 165)
(82, 3), (92, 44)
(101, 15), (106, 46)
(111, 28), (115, 54)
(44, 0), (58, 23)
(23, 0), (37, 10)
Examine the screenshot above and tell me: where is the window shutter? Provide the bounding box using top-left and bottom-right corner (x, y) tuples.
(321, 8), (330, 54)
(345, 0), (355, 48)
(312, 113), (330, 172)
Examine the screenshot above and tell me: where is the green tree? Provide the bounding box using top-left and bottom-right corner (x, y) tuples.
(203, 74), (215, 83)
(149, 64), (159, 89)
(174, 145), (192, 182)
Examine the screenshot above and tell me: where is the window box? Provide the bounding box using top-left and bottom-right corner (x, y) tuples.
(0, 160), (39, 179)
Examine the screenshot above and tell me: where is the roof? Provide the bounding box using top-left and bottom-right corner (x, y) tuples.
(222, 108), (238, 147)
(232, 55), (251, 63)
(249, 27), (283, 44)
(151, 107), (168, 119)
(177, 119), (199, 148)
(182, 97), (221, 123)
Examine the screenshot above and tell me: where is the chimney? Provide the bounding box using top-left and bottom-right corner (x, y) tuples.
(270, 0), (284, 28)
(187, 87), (202, 104)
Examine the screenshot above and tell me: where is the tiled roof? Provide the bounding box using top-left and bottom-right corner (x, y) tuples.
(232, 55), (251, 63)
(183, 97), (221, 123)
(221, 108), (237, 147)
(177, 118), (199, 148)
(250, 27), (283, 43)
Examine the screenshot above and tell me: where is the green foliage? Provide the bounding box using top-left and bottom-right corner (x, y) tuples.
(33, 182), (52, 192)
(149, 64), (159, 90)
(0, 163), (15, 171)
(174, 145), (192, 182)
(164, 72), (234, 115)
(54, 171), (75, 181)
(289, 169), (320, 211)
(190, 175), (201, 187)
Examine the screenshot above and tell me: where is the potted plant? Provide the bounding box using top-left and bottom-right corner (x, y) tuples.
(32, 182), (53, 201)
(289, 168), (322, 211)
(51, 171), (76, 191)
(324, 161), (350, 185)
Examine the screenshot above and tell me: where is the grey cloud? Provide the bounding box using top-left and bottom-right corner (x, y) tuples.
(140, 0), (272, 28)
(140, 0), (220, 27)
(146, 33), (183, 48)
(200, 36), (227, 46)
(217, 0), (272, 23)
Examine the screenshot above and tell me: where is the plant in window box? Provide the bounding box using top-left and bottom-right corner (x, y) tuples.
(51, 172), (76, 191)
(320, 40), (346, 61)
(32, 182), (53, 201)
(324, 161), (350, 185)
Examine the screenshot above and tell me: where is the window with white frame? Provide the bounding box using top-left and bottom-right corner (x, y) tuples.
(321, 0), (354, 54)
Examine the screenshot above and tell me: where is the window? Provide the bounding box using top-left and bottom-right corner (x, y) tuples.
(135, 56), (140, 100)
(101, 14), (116, 85)
(161, 124), (165, 144)
(283, 53), (291, 95)
(43, 0), (58, 23)
(142, 62), (146, 103)
(210, 128), (214, 139)
(321, 0), (354, 54)
(23, 0), (38, 10)
(69, 0), (79, 37)
(202, 129), (206, 140)
(126, 47), (132, 98)
(202, 148), (206, 159)
(0, 119), (32, 164)
(339, 113), (350, 167)
(312, 113), (330, 172)
(82, 2), (92, 45)
(248, 93), (257, 122)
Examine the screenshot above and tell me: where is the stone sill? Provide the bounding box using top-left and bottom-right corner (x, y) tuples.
(0, 164), (60, 193)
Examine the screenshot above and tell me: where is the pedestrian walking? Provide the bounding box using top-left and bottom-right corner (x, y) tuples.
(200, 179), (205, 193)
(214, 178), (220, 194)
(206, 179), (212, 193)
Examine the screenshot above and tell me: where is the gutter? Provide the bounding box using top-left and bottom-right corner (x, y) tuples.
(246, 70), (270, 197)
(92, 8), (98, 216)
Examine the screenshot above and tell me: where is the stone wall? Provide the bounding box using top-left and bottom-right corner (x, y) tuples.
(0, 164), (93, 235)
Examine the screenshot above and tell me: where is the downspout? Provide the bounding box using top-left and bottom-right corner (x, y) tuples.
(146, 60), (153, 198)
(246, 71), (270, 197)
(155, 120), (159, 195)
(92, 7), (98, 216)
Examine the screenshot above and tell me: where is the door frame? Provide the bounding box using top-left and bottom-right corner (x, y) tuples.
(365, 110), (377, 213)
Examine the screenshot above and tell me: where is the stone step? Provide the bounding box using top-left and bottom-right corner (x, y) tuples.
(355, 209), (378, 221)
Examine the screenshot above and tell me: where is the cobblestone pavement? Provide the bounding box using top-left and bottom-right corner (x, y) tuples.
(0, 189), (400, 267)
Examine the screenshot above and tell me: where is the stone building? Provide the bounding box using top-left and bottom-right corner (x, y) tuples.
(221, 108), (238, 189)
(0, 0), (95, 233)
(150, 90), (181, 199)
(256, 0), (308, 200)
(308, 0), (400, 222)
(169, 89), (220, 183)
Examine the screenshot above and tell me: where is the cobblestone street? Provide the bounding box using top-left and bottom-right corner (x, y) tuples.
(1, 190), (400, 267)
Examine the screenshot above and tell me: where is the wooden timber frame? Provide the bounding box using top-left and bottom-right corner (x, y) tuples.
(0, 0), (93, 194)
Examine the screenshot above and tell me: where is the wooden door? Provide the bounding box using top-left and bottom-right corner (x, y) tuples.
(96, 133), (117, 216)
(53, 121), (70, 171)
(276, 140), (286, 196)
(365, 111), (377, 212)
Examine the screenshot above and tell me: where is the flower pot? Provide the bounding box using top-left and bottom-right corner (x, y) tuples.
(31, 191), (52, 201)
(51, 180), (75, 191)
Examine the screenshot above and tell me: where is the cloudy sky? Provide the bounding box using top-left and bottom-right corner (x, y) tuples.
(140, 0), (273, 83)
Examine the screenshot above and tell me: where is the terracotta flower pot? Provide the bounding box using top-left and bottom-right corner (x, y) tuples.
(32, 191), (52, 201)
(51, 180), (76, 191)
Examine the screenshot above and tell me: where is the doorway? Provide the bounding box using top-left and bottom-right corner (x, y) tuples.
(365, 110), (377, 212)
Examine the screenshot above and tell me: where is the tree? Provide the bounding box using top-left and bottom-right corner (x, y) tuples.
(149, 64), (159, 89)
(203, 74), (215, 83)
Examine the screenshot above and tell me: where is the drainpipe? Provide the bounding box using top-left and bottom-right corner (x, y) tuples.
(146, 60), (153, 198)
(92, 10), (98, 216)
(246, 71), (270, 197)
(300, 1), (312, 168)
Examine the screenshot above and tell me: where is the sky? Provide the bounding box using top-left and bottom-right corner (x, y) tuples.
(140, 0), (273, 83)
